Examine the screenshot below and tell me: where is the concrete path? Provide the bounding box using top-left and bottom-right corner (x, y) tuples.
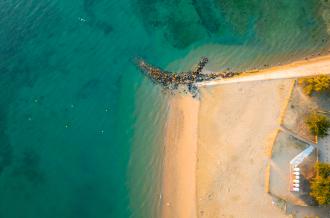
(279, 126), (316, 146)
(318, 135), (330, 163)
(286, 203), (330, 218)
(197, 57), (330, 87)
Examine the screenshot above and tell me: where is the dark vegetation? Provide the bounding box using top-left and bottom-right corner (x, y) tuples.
(310, 163), (330, 205)
(305, 112), (330, 138)
(298, 75), (330, 95)
(83, 0), (113, 35)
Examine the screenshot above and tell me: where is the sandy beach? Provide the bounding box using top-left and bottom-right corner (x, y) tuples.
(162, 95), (199, 218)
(196, 80), (292, 218)
(161, 55), (330, 218)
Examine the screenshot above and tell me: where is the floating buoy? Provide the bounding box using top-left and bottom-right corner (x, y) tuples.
(78, 17), (87, 22)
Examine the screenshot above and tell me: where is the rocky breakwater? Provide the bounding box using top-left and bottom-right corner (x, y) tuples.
(137, 57), (239, 97)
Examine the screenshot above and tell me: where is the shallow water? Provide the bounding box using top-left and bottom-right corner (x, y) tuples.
(1, 0), (330, 217)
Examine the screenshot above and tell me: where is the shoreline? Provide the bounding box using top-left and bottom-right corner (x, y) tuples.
(161, 95), (199, 218)
(160, 54), (330, 218)
(239, 53), (330, 78)
(242, 53), (330, 74)
(198, 54), (330, 87)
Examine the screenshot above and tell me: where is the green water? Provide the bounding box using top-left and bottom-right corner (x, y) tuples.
(1, 0), (330, 217)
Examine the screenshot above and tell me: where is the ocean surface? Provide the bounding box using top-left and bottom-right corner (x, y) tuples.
(1, 0), (330, 217)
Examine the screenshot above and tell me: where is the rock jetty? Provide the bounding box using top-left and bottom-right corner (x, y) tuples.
(137, 57), (239, 97)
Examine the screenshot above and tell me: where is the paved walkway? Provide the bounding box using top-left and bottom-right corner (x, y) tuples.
(286, 203), (330, 218)
(318, 136), (330, 163)
(279, 126), (316, 146)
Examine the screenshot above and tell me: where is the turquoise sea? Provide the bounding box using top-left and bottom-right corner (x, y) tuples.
(1, 0), (330, 217)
